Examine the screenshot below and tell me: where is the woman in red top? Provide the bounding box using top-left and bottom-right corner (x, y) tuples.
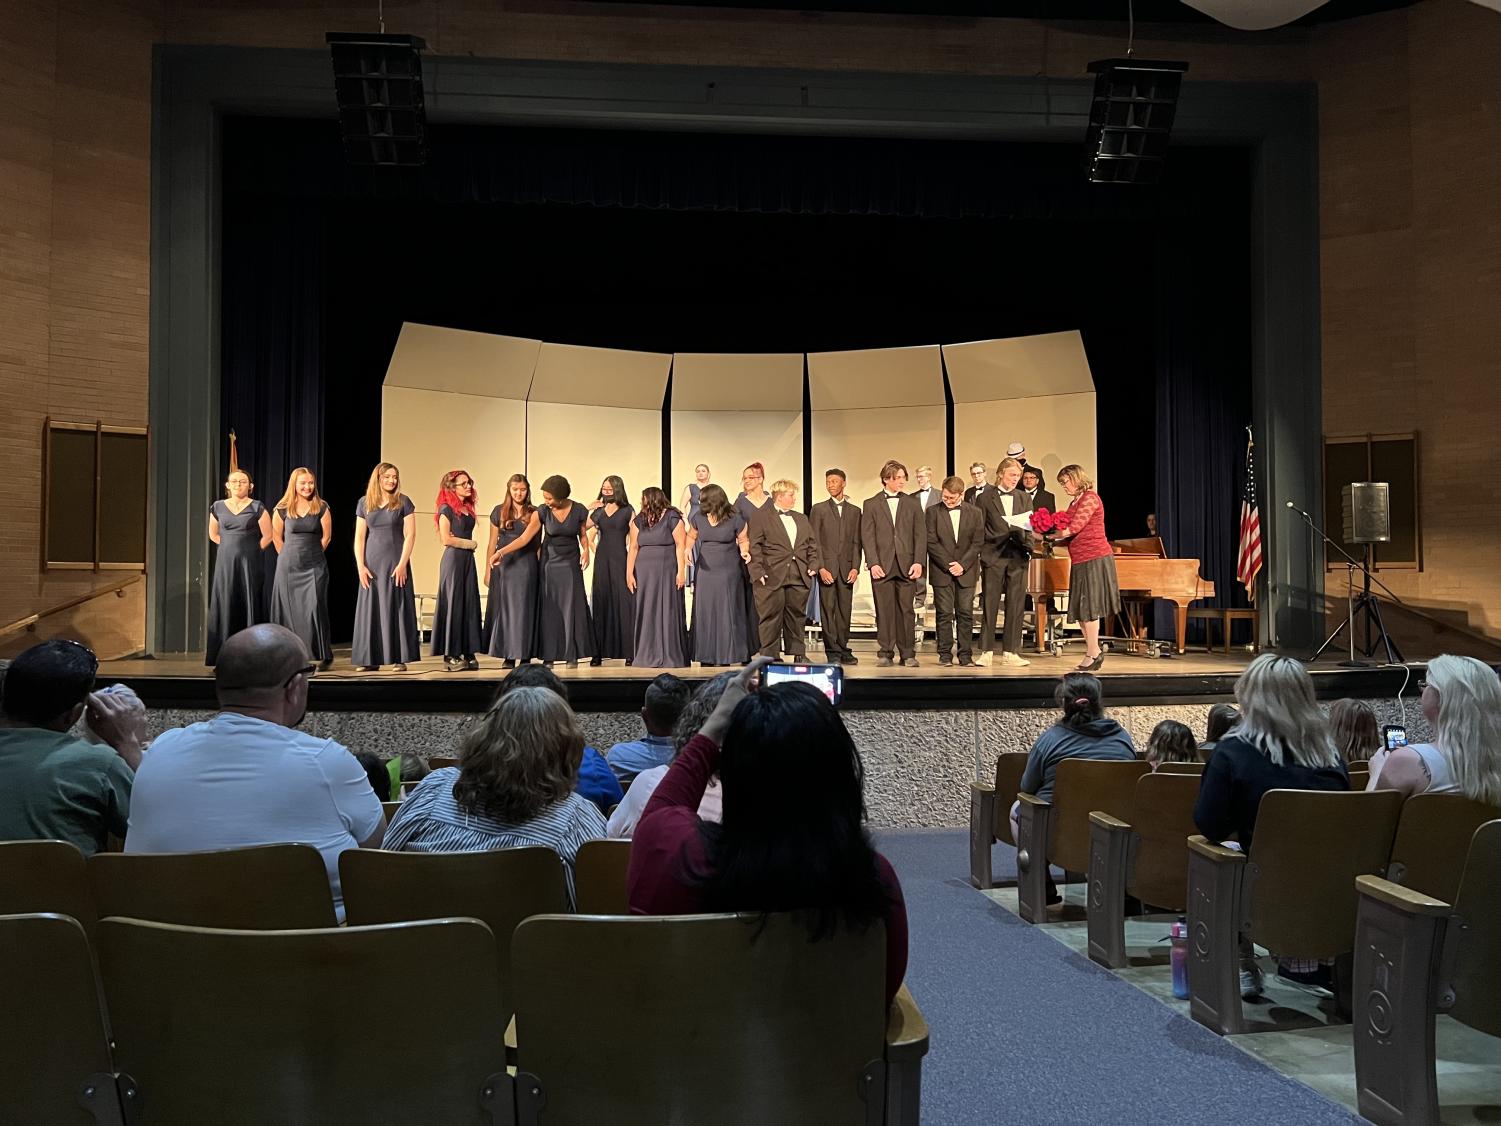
(627, 658), (909, 1005)
(1050, 464), (1120, 671)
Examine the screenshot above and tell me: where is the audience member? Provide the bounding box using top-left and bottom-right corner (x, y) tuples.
(607, 671), (732, 838)
(1371, 654), (1501, 804)
(496, 664), (622, 813)
(0, 639), (143, 856)
(1327, 698), (1380, 765)
(124, 624), (385, 922)
(385, 687), (606, 904)
(1145, 720), (1199, 770)
(628, 659), (909, 1004)
(355, 752), (392, 802)
(1200, 703), (1239, 759)
(1193, 654), (1349, 996)
(605, 673), (692, 786)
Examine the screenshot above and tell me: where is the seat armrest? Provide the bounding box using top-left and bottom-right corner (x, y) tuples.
(1187, 834), (1245, 865)
(969, 784), (999, 888)
(1356, 874), (1450, 916)
(1089, 811), (1130, 832)
(1015, 793), (1053, 923)
(970, 782), (995, 797)
(1016, 792), (1049, 810)
(884, 984), (929, 1126)
(885, 984), (930, 1060)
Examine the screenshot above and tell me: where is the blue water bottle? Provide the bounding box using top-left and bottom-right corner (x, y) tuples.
(1170, 920), (1190, 999)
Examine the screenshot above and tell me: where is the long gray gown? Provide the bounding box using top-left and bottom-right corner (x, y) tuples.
(484, 505), (539, 661)
(431, 503), (483, 659)
(270, 504), (332, 663)
(590, 504), (635, 661)
(631, 511), (688, 669)
(351, 494), (420, 667)
(538, 503), (595, 662)
(206, 498), (266, 665)
(688, 509), (749, 665)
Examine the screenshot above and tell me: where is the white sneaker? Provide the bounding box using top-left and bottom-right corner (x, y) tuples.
(1000, 651), (1031, 668)
(1239, 963), (1265, 999)
(975, 651), (993, 667)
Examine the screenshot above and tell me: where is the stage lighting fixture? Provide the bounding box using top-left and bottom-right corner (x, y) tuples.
(326, 32), (428, 166)
(1084, 58), (1189, 185)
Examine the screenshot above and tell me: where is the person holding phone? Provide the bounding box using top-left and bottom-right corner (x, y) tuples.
(747, 479), (817, 660)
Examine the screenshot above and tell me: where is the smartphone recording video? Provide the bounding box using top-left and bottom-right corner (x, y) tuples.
(761, 662), (844, 706)
(1382, 725), (1407, 753)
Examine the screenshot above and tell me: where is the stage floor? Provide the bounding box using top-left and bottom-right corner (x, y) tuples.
(102, 641), (1420, 712)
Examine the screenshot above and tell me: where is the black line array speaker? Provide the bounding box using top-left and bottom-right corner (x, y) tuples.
(326, 32), (428, 166)
(1342, 482), (1392, 544)
(1084, 58), (1188, 185)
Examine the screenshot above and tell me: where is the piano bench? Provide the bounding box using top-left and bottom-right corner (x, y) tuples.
(1186, 607), (1260, 654)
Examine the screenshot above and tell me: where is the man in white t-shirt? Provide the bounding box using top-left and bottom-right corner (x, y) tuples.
(125, 624), (385, 921)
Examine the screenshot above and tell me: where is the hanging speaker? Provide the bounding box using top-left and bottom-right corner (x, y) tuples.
(1342, 482), (1391, 544)
(1084, 58), (1189, 185)
(326, 32), (428, 167)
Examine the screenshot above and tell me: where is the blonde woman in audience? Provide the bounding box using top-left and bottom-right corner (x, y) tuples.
(384, 686), (606, 905)
(1327, 698), (1381, 765)
(1371, 654), (1501, 804)
(1144, 720), (1199, 771)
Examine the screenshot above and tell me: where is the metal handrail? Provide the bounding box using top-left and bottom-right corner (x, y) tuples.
(0, 574), (144, 639)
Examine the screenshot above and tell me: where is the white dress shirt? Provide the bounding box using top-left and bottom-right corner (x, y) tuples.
(948, 506), (962, 539)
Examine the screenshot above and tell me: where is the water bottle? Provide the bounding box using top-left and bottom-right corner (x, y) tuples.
(1170, 920), (1190, 999)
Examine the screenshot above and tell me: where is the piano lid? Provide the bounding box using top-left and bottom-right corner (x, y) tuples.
(1112, 536), (1166, 559)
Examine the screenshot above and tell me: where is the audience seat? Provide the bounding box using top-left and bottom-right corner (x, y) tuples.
(339, 846), (569, 1029)
(511, 912), (928, 1125)
(572, 838), (631, 915)
(967, 751), (1029, 889)
(0, 913), (125, 1126)
(0, 839), (98, 937)
(1352, 819), (1501, 1126)
(430, 755), (460, 771)
(88, 844), (337, 929)
(1153, 762), (1204, 776)
(381, 800), (402, 821)
(96, 915), (511, 1125)
(1015, 759), (1149, 922)
(1086, 771), (1203, 968)
(1384, 793), (1501, 904)
(1348, 764), (1371, 790)
(1186, 788), (1404, 1035)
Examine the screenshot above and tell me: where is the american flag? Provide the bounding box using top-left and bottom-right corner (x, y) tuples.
(1237, 430), (1263, 600)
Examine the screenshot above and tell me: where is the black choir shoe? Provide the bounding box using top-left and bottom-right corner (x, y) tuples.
(501, 659), (516, 669)
(318, 658), (334, 671)
(566, 659), (579, 669)
(1075, 651), (1106, 672)
(589, 656), (603, 667)
(464, 656), (479, 672)
(444, 657), (466, 673)
(842, 652), (859, 665)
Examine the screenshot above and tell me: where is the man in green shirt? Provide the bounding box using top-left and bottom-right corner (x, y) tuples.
(0, 639), (144, 856)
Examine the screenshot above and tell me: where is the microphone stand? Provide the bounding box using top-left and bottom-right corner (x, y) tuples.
(1286, 503), (1402, 667)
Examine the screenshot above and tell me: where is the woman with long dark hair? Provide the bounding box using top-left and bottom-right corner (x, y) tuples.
(206, 467), (272, 665)
(352, 462), (419, 672)
(270, 467), (334, 668)
(626, 486), (689, 669)
(483, 473), (542, 668)
(431, 469), (483, 672)
(537, 474), (594, 668)
(628, 659), (909, 1004)
(684, 483), (752, 666)
(587, 474), (634, 666)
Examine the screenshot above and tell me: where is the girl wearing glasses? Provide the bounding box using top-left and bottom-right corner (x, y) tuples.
(206, 468), (272, 665)
(270, 467), (334, 668)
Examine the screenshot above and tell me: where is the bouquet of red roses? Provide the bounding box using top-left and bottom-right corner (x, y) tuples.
(1030, 508), (1058, 535)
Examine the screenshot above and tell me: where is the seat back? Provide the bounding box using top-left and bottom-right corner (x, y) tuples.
(1051, 759), (1149, 873)
(1153, 762), (1204, 776)
(1450, 820), (1501, 1036)
(0, 913), (121, 1126)
(88, 844), (337, 929)
(1247, 789), (1404, 957)
(0, 839), (98, 936)
(512, 913), (886, 1126)
(97, 916), (507, 1125)
(1125, 772), (1202, 910)
(381, 800), (403, 821)
(990, 753), (1030, 846)
(1347, 764), (1370, 790)
(1386, 793), (1501, 904)
(340, 846), (568, 1023)
(573, 839), (631, 915)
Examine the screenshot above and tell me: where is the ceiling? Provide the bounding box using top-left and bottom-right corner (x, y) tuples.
(590, 0), (1419, 22)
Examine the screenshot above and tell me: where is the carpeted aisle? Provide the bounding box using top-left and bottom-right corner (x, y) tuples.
(875, 829), (1361, 1126)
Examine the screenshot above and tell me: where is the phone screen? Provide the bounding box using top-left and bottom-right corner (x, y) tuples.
(762, 663), (844, 706)
(1382, 725), (1408, 752)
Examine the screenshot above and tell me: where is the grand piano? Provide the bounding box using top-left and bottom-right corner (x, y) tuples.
(1026, 536), (1215, 656)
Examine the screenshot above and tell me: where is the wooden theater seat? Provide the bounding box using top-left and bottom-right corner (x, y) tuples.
(0, 839), (98, 938)
(381, 799), (403, 821)
(88, 843), (337, 929)
(1185, 788), (1404, 1035)
(1086, 771), (1203, 968)
(1352, 819), (1501, 1126)
(96, 916), (511, 1125)
(339, 846), (569, 1027)
(1153, 761), (1205, 776)
(0, 913), (125, 1126)
(573, 838), (632, 915)
(967, 752), (1030, 889)
(1384, 793), (1501, 904)
(511, 913), (929, 1126)
(1015, 758), (1149, 923)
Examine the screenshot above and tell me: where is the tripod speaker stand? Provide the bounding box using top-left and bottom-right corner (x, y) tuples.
(1298, 483), (1403, 667)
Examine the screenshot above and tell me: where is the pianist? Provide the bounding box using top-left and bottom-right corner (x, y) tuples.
(1050, 464), (1121, 672)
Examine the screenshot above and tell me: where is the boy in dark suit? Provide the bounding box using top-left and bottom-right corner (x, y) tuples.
(748, 479), (818, 659)
(926, 477), (986, 666)
(810, 468), (863, 664)
(861, 460), (926, 667)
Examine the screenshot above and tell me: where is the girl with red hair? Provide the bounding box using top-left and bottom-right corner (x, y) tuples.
(431, 469), (483, 671)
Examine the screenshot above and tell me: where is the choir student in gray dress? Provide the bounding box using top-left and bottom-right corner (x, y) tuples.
(679, 463), (710, 585)
(206, 468), (272, 665)
(484, 473), (542, 668)
(270, 467), (334, 668)
(684, 483), (752, 666)
(627, 487), (689, 669)
(587, 475), (634, 666)
(537, 475), (595, 668)
(431, 469), (484, 672)
(352, 462), (419, 672)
